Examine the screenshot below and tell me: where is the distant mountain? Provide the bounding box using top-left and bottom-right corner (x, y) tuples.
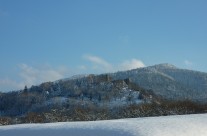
(111, 63), (207, 102)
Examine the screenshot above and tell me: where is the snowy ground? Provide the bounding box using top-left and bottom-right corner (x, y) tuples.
(0, 114), (207, 136)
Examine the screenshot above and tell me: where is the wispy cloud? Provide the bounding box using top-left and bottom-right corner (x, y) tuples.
(0, 64), (69, 92)
(77, 65), (87, 70)
(119, 59), (145, 71)
(84, 55), (113, 72)
(19, 64), (66, 86)
(83, 54), (145, 73)
(184, 60), (193, 66)
(0, 78), (22, 92)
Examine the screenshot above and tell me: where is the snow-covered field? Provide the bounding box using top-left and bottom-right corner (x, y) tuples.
(0, 114), (207, 136)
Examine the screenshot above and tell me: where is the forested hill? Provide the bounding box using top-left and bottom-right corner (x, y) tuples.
(1, 63), (207, 125)
(111, 63), (207, 102)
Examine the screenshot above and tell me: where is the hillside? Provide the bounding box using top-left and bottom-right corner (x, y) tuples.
(0, 74), (161, 124)
(1, 64), (207, 125)
(111, 63), (207, 102)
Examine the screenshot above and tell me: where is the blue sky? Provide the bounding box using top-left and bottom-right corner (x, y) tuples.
(0, 0), (207, 91)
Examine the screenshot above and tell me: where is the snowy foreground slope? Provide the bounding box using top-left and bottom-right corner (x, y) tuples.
(0, 114), (207, 136)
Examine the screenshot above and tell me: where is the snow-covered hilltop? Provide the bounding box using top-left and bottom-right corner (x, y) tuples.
(1, 113), (207, 136)
(111, 63), (207, 101)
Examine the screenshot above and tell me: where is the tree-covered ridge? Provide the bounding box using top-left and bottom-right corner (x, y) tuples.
(1, 64), (207, 125)
(111, 63), (207, 102)
(0, 74), (157, 117)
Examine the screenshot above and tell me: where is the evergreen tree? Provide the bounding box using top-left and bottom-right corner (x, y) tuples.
(24, 85), (28, 93)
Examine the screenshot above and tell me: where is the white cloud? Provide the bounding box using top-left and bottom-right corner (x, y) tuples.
(84, 55), (113, 72)
(78, 65), (87, 70)
(0, 64), (69, 92)
(0, 78), (22, 91)
(119, 59), (145, 71)
(83, 54), (145, 73)
(184, 60), (193, 66)
(19, 64), (66, 86)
